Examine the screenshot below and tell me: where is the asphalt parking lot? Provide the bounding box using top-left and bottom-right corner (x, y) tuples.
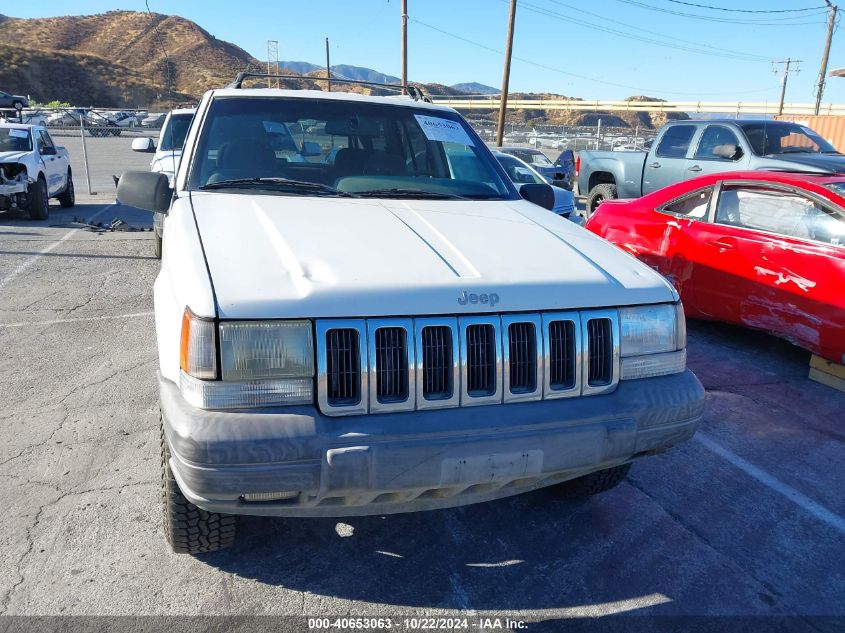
(1, 200), (844, 629)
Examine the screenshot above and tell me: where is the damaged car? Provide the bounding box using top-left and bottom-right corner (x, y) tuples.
(1, 123), (74, 219)
(118, 75), (705, 554)
(586, 170), (845, 363)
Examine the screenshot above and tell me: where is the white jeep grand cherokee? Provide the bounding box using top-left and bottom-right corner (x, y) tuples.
(118, 77), (704, 554)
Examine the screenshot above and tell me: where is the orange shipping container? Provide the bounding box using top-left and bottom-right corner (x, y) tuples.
(775, 114), (845, 152)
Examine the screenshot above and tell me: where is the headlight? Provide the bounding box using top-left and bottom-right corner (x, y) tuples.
(619, 303), (686, 380)
(219, 320), (313, 380)
(178, 310), (314, 409)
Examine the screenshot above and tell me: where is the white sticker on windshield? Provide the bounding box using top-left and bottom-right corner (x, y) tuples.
(414, 114), (474, 146)
(8, 128), (28, 139)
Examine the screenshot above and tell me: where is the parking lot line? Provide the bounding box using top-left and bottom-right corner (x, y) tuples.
(0, 311), (154, 329)
(695, 432), (845, 535)
(0, 206), (111, 293)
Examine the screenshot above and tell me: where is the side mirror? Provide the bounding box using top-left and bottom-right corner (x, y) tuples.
(301, 141), (321, 157)
(132, 137), (156, 153)
(40, 146), (57, 156)
(117, 171), (172, 212)
(520, 183), (556, 211)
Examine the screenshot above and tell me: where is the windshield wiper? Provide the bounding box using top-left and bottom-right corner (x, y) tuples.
(778, 148), (819, 154)
(356, 188), (468, 200)
(200, 177), (357, 197)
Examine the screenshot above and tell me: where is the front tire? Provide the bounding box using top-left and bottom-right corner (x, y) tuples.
(551, 463), (631, 498)
(586, 182), (618, 217)
(161, 423), (237, 554)
(27, 178), (49, 220)
(58, 171), (75, 208)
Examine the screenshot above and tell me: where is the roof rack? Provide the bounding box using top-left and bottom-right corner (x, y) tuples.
(226, 72), (430, 102)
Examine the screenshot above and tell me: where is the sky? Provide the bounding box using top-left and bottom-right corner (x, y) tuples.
(7, 0), (845, 104)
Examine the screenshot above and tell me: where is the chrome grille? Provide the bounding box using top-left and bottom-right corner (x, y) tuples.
(548, 320), (576, 390)
(316, 310), (619, 416)
(325, 328), (361, 405)
(466, 324), (496, 396)
(374, 327), (409, 403)
(587, 318), (612, 385)
(421, 326), (452, 400)
(508, 323), (536, 392)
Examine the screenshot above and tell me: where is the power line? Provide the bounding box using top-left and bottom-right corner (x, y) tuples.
(612, 0), (829, 25)
(534, 0), (769, 62)
(409, 16), (777, 97)
(666, 0), (825, 13)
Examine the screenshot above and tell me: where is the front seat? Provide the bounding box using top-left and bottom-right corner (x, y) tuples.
(208, 138), (277, 184)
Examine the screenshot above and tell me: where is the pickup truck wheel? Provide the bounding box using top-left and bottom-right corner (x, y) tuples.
(551, 463), (631, 498)
(58, 172), (75, 208)
(160, 423), (237, 554)
(586, 183), (618, 216)
(27, 178), (49, 220)
(13, 100), (23, 111)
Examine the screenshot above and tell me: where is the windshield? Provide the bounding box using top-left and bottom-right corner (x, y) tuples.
(739, 122), (837, 156)
(511, 150), (553, 167)
(0, 128), (32, 152)
(160, 113), (193, 151)
(188, 97), (515, 200)
(495, 153), (544, 184)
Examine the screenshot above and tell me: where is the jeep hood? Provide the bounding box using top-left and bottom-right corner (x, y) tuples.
(188, 192), (676, 319)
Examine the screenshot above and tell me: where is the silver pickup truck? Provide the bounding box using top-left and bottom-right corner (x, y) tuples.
(578, 119), (845, 214)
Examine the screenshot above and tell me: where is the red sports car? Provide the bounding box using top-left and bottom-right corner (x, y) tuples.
(586, 171), (845, 363)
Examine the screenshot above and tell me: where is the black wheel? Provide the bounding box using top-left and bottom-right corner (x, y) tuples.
(27, 177), (49, 220)
(586, 183), (618, 217)
(551, 463), (631, 498)
(12, 100), (23, 111)
(161, 422), (237, 554)
(58, 171), (75, 208)
(153, 231), (162, 259)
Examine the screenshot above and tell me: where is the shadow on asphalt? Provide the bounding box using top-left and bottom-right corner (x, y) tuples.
(0, 202), (154, 230)
(197, 489), (643, 611)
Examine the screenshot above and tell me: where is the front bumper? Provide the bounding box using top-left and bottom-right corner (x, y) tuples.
(160, 370), (704, 517)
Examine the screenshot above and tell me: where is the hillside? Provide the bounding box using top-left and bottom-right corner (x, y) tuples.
(0, 10), (264, 106)
(451, 82), (499, 95)
(0, 42), (190, 106)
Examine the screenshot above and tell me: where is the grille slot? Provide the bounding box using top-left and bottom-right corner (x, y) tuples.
(325, 328), (361, 405)
(375, 327), (409, 403)
(421, 326), (453, 400)
(466, 324), (496, 396)
(508, 322), (537, 393)
(548, 320), (576, 390)
(587, 318), (613, 386)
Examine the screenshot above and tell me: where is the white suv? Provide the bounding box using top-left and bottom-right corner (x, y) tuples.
(118, 76), (704, 554)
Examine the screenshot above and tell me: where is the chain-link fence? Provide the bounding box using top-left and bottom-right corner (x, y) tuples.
(1, 107), (167, 196)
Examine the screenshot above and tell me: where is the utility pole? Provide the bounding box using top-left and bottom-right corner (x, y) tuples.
(325, 37), (332, 92)
(496, 0), (518, 147)
(815, 1), (838, 115)
(401, 0), (408, 89)
(773, 58), (801, 116)
(267, 40), (279, 88)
